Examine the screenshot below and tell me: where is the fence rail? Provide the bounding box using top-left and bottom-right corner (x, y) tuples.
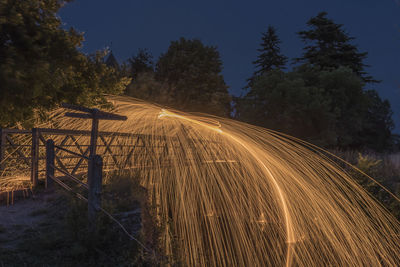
(0, 127), (175, 185)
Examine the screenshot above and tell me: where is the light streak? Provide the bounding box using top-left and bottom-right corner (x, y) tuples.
(2, 95), (400, 266)
(158, 109), (223, 133)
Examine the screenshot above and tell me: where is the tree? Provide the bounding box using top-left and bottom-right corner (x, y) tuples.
(253, 26), (287, 76)
(105, 51), (120, 70)
(237, 68), (336, 146)
(356, 90), (394, 151)
(236, 12), (394, 151)
(0, 0), (129, 127)
(155, 38), (231, 117)
(295, 12), (377, 83)
(127, 48), (154, 79)
(246, 26), (287, 88)
(236, 66), (374, 147)
(125, 72), (173, 104)
(306, 66), (366, 147)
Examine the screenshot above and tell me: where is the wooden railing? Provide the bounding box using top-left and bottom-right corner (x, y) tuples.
(0, 127), (172, 186)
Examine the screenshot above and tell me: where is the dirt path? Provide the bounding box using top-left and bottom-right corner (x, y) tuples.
(0, 192), (56, 250)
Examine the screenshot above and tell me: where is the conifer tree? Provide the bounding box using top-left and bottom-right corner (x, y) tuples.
(105, 51), (120, 70)
(253, 26), (287, 76)
(295, 12), (377, 83)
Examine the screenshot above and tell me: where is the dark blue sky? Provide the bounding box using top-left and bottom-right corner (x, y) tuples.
(60, 0), (400, 132)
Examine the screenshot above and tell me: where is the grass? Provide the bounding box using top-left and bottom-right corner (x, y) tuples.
(0, 171), (163, 267)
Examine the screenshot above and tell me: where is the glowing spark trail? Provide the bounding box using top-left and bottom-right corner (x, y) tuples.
(5, 95), (400, 266)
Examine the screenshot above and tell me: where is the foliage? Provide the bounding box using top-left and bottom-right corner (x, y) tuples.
(237, 66), (371, 147)
(125, 72), (174, 104)
(351, 152), (400, 219)
(0, 0), (130, 127)
(127, 48), (154, 80)
(246, 26), (287, 89)
(252, 26), (287, 76)
(295, 12), (377, 83)
(356, 153), (382, 174)
(0, 173), (162, 266)
(154, 37), (231, 117)
(104, 51), (120, 70)
(236, 12), (395, 151)
(309, 66), (366, 147)
(355, 90), (394, 152)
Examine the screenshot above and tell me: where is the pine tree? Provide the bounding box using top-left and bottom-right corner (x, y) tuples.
(295, 12), (377, 83)
(253, 26), (287, 76)
(105, 51), (120, 70)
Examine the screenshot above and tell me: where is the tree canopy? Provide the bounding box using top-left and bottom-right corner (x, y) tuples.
(0, 0), (129, 127)
(246, 26), (287, 88)
(1, 2), (395, 152)
(236, 13), (395, 151)
(127, 48), (154, 79)
(295, 12), (377, 83)
(153, 38), (231, 116)
(253, 26), (287, 75)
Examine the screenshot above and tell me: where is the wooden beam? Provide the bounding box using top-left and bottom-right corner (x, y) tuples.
(0, 129), (5, 171)
(5, 135), (30, 167)
(88, 155), (103, 234)
(65, 111), (127, 121)
(31, 128), (39, 187)
(65, 112), (93, 119)
(93, 111), (127, 121)
(89, 117), (99, 158)
(61, 103), (94, 113)
(46, 139), (55, 190)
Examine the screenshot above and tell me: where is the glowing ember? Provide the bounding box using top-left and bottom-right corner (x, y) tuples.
(9, 95), (400, 266)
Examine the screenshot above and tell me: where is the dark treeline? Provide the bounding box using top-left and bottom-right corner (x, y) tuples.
(237, 13), (395, 152)
(0, 0), (397, 152)
(120, 12), (397, 152)
(122, 39), (231, 117)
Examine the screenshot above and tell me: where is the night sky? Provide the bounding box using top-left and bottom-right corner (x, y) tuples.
(59, 0), (400, 132)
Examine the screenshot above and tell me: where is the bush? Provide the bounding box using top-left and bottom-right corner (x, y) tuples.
(0, 171), (163, 266)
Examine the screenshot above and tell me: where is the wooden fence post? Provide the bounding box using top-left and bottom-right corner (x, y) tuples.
(45, 139), (54, 190)
(31, 128), (39, 187)
(88, 155), (103, 233)
(0, 128), (5, 171)
(89, 112), (99, 158)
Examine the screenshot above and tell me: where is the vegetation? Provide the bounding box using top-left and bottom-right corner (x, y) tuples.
(0, 172), (161, 266)
(1, 2), (400, 262)
(246, 26), (287, 88)
(295, 12), (377, 83)
(0, 0), (130, 127)
(1, 1), (396, 152)
(126, 48), (154, 80)
(332, 150), (400, 220)
(236, 12), (395, 151)
(126, 38), (231, 117)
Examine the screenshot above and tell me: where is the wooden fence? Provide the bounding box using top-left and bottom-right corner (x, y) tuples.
(0, 127), (172, 185)
(0, 122), (229, 232)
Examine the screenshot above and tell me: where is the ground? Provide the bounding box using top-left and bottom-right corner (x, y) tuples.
(0, 183), (153, 267)
(0, 191), (55, 251)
